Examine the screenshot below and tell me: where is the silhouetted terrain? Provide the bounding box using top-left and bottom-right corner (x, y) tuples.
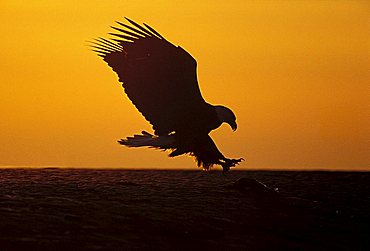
(0, 169), (369, 250)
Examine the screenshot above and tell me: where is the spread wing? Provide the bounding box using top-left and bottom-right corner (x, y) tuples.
(91, 18), (211, 135)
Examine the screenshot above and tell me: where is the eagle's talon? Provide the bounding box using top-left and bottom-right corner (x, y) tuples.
(236, 158), (244, 163)
(221, 157), (243, 173)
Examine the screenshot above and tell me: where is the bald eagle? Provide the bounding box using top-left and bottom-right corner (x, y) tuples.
(90, 18), (243, 172)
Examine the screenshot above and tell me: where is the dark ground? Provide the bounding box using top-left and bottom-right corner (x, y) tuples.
(0, 169), (369, 250)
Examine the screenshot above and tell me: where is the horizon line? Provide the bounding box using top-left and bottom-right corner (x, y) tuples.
(0, 166), (369, 172)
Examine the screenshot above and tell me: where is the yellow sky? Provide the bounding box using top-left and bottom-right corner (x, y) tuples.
(1, 1), (369, 170)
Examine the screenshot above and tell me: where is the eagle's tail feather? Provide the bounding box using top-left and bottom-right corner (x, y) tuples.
(118, 132), (243, 172)
(118, 131), (176, 150)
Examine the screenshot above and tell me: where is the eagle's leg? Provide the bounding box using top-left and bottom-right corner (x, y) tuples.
(221, 157), (244, 173)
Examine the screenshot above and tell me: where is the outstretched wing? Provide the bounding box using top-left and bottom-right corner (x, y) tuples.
(91, 18), (212, 135)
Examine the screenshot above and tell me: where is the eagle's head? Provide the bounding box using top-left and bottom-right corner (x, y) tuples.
(215, 105), (237, 131)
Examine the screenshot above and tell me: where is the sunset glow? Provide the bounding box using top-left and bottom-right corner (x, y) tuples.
(1, 1), (369, 169)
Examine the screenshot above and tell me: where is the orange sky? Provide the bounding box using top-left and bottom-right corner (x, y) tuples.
(1, 1), (369, 170)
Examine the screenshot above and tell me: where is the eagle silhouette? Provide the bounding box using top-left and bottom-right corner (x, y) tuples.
(90, 18), (243, 172)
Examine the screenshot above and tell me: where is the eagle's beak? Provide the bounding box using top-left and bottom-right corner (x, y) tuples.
(230, 121), (237, 131)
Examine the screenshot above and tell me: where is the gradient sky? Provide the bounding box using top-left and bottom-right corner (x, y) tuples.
(1, 1), (369, 170)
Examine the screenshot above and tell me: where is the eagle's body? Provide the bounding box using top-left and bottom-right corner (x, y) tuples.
(91, 18), (243, 172)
